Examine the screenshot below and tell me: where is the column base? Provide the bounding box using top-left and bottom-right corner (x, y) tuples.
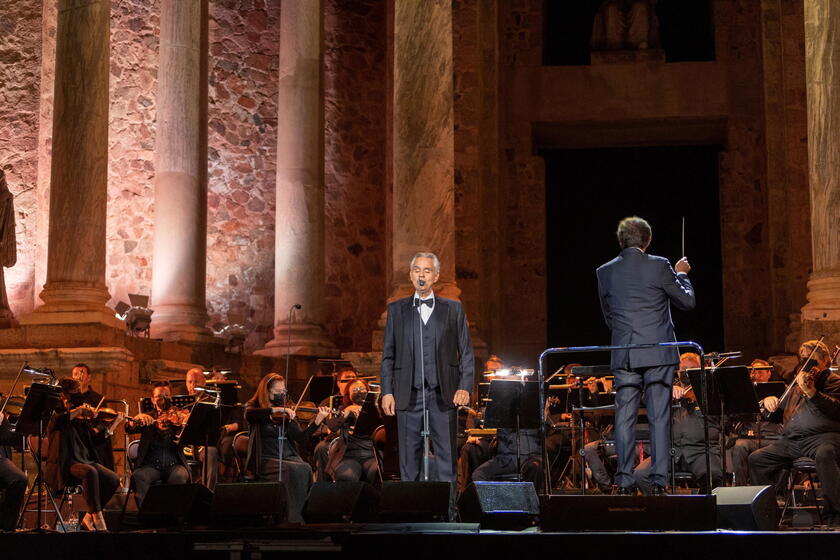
(150, 304), (213, 342)
(800, 270), (840, 349)
(256, 323), (339, 358)
(21, 283), (122, 328)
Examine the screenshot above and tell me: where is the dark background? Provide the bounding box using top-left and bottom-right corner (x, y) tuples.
(543, 145), (724, 373)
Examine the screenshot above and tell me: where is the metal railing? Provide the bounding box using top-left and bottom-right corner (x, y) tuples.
(538, 341), (712, 495)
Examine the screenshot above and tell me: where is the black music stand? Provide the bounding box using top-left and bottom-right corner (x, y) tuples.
(754, 382), (785, 401)
(14, 383), (62, 531)
(179, 402), (223, 487)
(484, 380), (541, 482)
(351, 392), (381, 438)
(309, 376), (335, 407)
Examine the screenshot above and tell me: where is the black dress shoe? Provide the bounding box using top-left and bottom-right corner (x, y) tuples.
(650, 484), (667, 496)
(617, 486), (635, 495)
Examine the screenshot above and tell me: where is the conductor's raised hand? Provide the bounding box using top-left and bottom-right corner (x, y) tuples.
(675, 257), (691, 275)
(453, 389), (470, 407)
(381, 394), (396, 416)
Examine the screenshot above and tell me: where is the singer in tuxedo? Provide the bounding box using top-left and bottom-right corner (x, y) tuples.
(596, 217), (695, 495)
(380, 252), (475, 482)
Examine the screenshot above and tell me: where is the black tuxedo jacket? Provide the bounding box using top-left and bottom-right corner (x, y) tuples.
(380, 296), (474, 411)
(596, 248), (695, 370)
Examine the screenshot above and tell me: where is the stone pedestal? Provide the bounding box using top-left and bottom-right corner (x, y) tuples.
(150, 0), (212, 341)
(259, 0), (337, 359)
(801, 0), (840, 348)
(21, 0), (119, 329)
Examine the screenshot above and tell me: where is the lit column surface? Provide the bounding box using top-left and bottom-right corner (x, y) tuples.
(258, 0), (337, 357)
(150, 0), (211, 340)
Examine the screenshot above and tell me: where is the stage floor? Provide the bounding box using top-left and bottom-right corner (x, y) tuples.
(2, 524), (840, 559)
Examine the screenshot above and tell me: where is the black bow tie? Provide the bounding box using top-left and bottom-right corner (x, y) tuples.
(415, 298), (434, 308)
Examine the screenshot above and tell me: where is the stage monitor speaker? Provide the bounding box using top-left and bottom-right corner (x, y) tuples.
(138, 483), (213, 528)
(378, 481), (453, 523)
(540, 495), (717, 532)
(303, 482), (380, 523)
(712, 485), (779, 531)
(210, 482), (288, 526)
(457, 482), (539, 530)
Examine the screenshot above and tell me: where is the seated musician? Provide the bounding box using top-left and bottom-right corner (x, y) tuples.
(579, 374), (618, 493)
(323, 379), (379, 484)
(313, 367), (358, 481)
(126, 381), (191, 506)
(634, 352), (723, 494)
(0, 407), (26, 531)
(184, 367), (242, 488)
(750, 340), (840, 526)
(244, 373), (330, 523)
(457, 356), (502, 491)
(72, 363), (117, 473)
(728, 359), (783, 486)
(46, 378), (121, 531)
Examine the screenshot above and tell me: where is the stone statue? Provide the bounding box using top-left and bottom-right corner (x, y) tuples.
(0, 168), (17, 328)
(591, 0), (660, 51)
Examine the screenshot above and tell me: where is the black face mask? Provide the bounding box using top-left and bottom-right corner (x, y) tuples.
(350, 390), (367, 405)
(156, 396), (172, 410)
(69, 393), (85, 407)
(270, 393), (287, 406)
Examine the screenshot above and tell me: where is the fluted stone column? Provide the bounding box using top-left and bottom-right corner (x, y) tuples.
(389, 0), (459, 302)
(22, 0), (118, 327)
(801, 0), (840, 347)
(258, 0), (337, 357)
(150, 0), (211, 341)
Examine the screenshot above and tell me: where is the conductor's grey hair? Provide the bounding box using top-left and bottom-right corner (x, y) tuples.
(410, 252), (441, 274)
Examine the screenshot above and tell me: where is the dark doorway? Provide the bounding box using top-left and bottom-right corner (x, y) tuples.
(544, 145), (724, 370)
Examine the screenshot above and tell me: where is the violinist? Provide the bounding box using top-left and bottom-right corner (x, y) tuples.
(126, 381), (191, 506)
(45, 378), (121, 531)
(750, 340), (840, 526)
(244, 373), (330, 523)
(634, 353), (722, 494)
(72, 363), (116, 472)
(313, 367), (358, 481)
(323, 379), (379, 484)
(0, 405), (26, 531)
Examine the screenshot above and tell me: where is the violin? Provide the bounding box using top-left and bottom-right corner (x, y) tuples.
(0, 392), (24, 422)
(152, 406), (190, 431)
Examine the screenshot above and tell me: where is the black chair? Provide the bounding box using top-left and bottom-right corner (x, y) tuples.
(780, 457), (823, 526)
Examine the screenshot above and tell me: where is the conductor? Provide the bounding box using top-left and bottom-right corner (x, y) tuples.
(596, 217), (695, 495)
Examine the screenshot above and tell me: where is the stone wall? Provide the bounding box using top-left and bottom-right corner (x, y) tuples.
(322, 0), (387, 351)
(0, 0), (43, 315)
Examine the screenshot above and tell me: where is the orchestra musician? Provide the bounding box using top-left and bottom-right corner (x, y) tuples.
(380, 252), (475, 482)
(750, 340), (840, 526)
(46, 378), (121, 531)
(322, 378), (379, 484)
(71, 363), (116, 472)
(596, 216), (695, 495)
(313, 367), (359, 482)
(0, 406), (26, 531)
(244, 373), (330, 523)
(457, 356), (502, 491)
(126, 381), (191, 506)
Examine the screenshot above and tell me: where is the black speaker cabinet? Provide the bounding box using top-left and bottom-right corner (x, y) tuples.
(210, 482), (288, 526)
(713, 485), (779, 531)
(457, 482), (540, 529)
(378, 481), (453, 523)
(540, 494), (717, 532)
(302, 481), (380, 523)
(138, 483), (213, 528)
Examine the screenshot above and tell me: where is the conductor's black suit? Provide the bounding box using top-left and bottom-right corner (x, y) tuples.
(597, 247), (695, 490)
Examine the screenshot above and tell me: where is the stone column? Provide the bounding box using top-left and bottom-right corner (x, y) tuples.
(800, 0), (840, 347)
(150, 0), (211, 341)
(258, 0), (337, 357)
(22, 0), (118, 327)
(389, 0), (459, 302)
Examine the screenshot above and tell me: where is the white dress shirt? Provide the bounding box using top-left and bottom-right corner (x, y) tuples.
(414, 290), (435, 325)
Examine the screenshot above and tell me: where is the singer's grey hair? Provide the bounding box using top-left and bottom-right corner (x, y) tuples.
(410, 252), (441, 274)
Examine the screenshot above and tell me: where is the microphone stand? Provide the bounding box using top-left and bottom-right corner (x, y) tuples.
(277, 304), (299, 483)
(415, 298), (431, 482)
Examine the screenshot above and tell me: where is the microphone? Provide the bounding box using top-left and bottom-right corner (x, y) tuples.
(293, 304), (301, 310)
(418, 279), (426, 287)
(193, 386), (220, 394)
(414, 298), (420, 308)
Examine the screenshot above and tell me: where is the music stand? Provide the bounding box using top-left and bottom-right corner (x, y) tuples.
(14, 383), (62, 531)
(754, 382), (785, 401)
(351, 392), (381, 438)
(179, 401), (223, 487)
(484, 380), (541, 482)
(309, 376), (335, 407)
